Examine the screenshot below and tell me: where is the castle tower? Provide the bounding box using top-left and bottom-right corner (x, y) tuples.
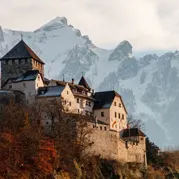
(0, 40), (45, 86)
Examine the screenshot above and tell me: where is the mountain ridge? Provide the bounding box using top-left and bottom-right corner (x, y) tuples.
(0, 17), (178, 148)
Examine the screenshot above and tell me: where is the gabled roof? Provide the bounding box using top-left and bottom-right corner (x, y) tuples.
(50, 79), (89, 92)
(38, 85), (65, 97)
(0, 40), (45, 64)
(121, 128), (145, 138)
(93, 90), (127, 113)
(78, 76), (91, 90)
(14, 70), (41, 83)
(1, 77), (18, 88)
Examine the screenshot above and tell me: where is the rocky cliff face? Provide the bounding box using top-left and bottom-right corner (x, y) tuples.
(0, 17), (178, 147)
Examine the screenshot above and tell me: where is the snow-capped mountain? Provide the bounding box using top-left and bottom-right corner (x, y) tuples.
(0, 17), (178, 148)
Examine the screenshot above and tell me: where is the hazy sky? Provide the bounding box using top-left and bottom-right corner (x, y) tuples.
(1, 0), (179, 51)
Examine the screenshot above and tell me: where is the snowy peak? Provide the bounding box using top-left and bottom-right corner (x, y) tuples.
(109, 40), (133, 61)
(35, 17), (68, 32)
(117, 40), (132, 54)
(0, 26), (4, 42)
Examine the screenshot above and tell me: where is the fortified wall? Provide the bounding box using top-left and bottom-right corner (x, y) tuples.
(87, 122), (147, 167)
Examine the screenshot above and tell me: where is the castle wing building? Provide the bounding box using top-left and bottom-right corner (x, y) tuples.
(2, 70), (44, 104)
(93, 91), (127, 132)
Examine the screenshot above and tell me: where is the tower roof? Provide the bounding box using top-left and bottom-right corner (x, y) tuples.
(0, 40), (45, 64)
(78, 76), (90, 90)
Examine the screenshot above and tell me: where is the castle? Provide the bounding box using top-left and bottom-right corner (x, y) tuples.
(0, 40), (147, 167)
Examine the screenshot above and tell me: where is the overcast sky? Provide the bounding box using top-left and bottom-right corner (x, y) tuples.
(1, 0), (179, 51)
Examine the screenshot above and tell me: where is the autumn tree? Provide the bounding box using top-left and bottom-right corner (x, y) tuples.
(35, 99), (93, 176)
(0, 100), (56, 179)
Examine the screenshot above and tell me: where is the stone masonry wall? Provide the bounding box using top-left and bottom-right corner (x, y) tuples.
(87, 123), (146, 166)
(1, 58), (33, 85)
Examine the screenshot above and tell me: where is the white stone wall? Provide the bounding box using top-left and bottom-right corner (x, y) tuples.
(75, 97), (94, 115)
(109, 96), (127, 131)
(3, 73), (44, 104)
(61, 84), (78, 113)
(94, 109), (110, 124)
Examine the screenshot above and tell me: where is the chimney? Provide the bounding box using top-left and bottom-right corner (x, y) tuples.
(72, 78), (74, 84)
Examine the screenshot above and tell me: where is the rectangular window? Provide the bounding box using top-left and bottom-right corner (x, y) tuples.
(119, 103), (121, 107)
(89, 102), (91, 106)
(100, 126), (102, 130)
(104, 127), (107, 131)
(86, 101), (88, 106)
(118, 113), (120, 119)
(114, 102), (116, 106)
(122, 114), (124, 119)
(101, 112), (104, 117)
(77, 98), (79, 103)
(69, 102), (71, 106)
(9, 85), (12, 89)
(67, 91), (68, 94)
(115, 112), (117, 118)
